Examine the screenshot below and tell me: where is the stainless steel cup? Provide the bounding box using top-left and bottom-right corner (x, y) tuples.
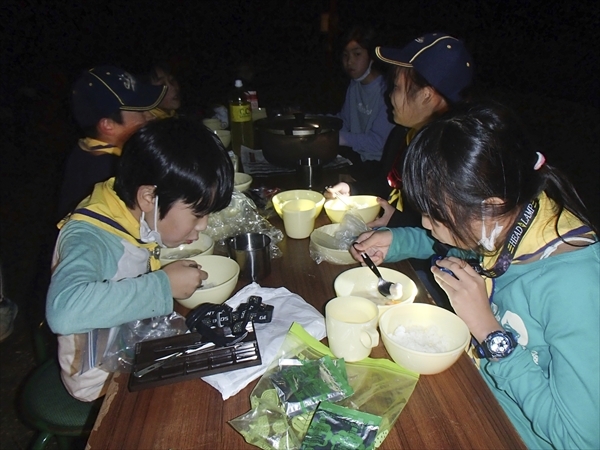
(226, 233), (271, 281)
(296, 157), (322, 190)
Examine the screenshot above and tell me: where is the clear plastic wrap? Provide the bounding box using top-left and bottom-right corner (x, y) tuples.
(87, 312), (189, 374)
(205, 191), (284, 258)
(309, 212), (369, 265)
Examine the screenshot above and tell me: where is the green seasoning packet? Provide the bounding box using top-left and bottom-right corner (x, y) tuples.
(270, 355), (354, 418)
(300, 401), (382, 450)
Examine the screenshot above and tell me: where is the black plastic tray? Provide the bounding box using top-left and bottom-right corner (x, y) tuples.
(128, 322), (261, 392)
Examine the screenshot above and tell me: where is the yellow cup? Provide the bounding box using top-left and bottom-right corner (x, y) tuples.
(325, 296), (380, 362)
(202, 118), (222, 131)
(252, 107), (267, 121)
(282, 199), (317, 239)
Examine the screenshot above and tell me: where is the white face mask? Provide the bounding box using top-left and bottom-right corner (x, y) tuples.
(139, 195), (165, 247)
(479, 220), (503, 251)
(353, 60), (373, 82)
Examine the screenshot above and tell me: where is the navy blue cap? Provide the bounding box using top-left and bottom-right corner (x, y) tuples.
(375, 33), (473, 103)
(71, 65), (167, 127)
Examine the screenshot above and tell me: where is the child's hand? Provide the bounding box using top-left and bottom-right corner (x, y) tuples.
(162, 260), (208, 299)
(324, 183), (350, 199)
(350, 229), (393, 265)
(367, 198), (395, 228)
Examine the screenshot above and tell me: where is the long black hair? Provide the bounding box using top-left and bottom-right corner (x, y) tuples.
(402, 101), (597, 252)
(114, 117), (233, 219)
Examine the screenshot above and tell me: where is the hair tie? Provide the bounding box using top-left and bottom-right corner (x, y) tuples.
(534, 152), (546, 170)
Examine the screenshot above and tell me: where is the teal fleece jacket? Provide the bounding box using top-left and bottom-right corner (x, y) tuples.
(386, 227), (600, 449)
(47, 221), (173, 335)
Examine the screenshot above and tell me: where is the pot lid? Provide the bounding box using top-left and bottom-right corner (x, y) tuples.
(255, 113), (342, 136)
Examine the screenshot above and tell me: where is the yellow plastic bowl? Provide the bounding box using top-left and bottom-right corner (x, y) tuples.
(333, 266), (418, 318)
(159, 234), (214, 266)
(324, 195), (380, 223)
(213, 129), (231, 148)
(309, 224), (356, 265)
(272, 190), (325, 218)
(379, 303), (470, 374)
(234, 172), (253, 192)
(174, 255), (240, 309)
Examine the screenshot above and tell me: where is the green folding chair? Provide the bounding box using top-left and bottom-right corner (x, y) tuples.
(18, 321), (102, 450)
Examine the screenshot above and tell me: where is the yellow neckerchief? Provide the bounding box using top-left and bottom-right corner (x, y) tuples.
(388, 128), (418, 211)
(481, 192), (593, 296)
(58, 178), (160, 270)
(149, 108), (176, 120)
(78, 137), (122, 156)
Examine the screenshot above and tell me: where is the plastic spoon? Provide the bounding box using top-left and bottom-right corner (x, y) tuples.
(353, 244), (402, 300)
(326, 188), (354, 209)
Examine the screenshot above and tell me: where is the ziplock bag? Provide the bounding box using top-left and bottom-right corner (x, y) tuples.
(82, 312), (189, 374)
(229, 323), (419, 450)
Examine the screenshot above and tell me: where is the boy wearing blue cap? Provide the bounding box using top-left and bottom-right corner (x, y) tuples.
(56, 66), (166, 219)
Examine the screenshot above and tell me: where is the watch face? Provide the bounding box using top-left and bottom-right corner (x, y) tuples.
(489, 335), (511, 355)
(477, 330), (516, 359)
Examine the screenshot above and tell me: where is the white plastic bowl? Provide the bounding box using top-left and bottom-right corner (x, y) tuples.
(324, 195), (380, 223)
(272, 190), (325, 218)
(333, 266), (418, 317)
(309, 224), (356, 265)
(159, 234), (214, 266)
(379, 303), (471, 374)
(174, 255), (240, 309)
(234, 172), (253, 192)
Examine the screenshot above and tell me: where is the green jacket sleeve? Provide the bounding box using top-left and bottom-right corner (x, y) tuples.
(482, 246), (600, 448)
(384, 227), (438, 262)
(46, 222), (173, 335)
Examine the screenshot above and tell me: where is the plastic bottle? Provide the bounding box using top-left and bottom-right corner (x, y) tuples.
(229, 79), (254, 160)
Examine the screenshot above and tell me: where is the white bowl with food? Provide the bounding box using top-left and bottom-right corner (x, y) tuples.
(309, 224), (356, 265)
(175, 255), (240, 309)
(379, 303), (471, 374)
(234, 172), (253, 192)
(272, 189), (325, 218)
(324, 195), (380, 224)
(159, 234), (215, 266)
(333, 266), (418, 317)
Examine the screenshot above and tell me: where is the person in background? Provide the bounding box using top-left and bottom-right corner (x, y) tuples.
(56, 65), (166, 220)
(336, 25), (395, 180)
(46, 117), (234, 401)
(139, 61), (182, 119)
(351, 102), (600, 449)
(327, 32), (474, 309)
(327, 32), (474, 228)
(0, 261), (18, 343)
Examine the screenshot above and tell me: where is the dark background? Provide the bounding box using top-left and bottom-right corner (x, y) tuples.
(1, 0), (599, 448)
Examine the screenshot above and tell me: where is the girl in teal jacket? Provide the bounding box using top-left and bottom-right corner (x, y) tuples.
(351, 103), (599, 448)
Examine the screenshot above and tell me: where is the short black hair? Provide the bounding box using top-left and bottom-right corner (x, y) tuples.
(114, 116), (233, 219)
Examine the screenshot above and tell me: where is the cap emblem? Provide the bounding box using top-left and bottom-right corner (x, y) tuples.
(415, 36), (425, 43)
(118, 72), (137, 91)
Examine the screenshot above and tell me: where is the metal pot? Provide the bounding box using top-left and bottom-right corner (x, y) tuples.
(255, 113), (342, 168)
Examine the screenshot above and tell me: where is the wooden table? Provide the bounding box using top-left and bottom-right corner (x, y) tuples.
(87, 170), (524, 449)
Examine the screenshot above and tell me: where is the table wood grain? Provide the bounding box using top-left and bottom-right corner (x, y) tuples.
(87, 171), (524, 449)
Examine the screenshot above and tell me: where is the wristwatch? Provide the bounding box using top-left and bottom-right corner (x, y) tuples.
(475, 330), (517, 359)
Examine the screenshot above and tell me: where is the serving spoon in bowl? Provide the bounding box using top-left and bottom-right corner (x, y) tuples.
(352, 243), (402, 300)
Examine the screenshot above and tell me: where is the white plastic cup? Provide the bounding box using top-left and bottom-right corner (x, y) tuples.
(326, 296), (380, 362)
(282, 199), (317, 239)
